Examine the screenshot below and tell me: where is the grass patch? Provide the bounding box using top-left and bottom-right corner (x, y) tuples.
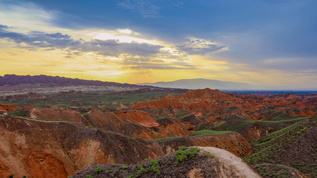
(212, 122), (226, 128)
(190, 130), (235, 136)
(200, 115), (309, 137)
(148, 136), (178, 141)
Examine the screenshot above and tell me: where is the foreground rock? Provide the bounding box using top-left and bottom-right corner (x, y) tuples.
(73, 146), (261, 178)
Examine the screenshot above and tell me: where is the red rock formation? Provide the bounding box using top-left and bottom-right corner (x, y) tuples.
(188, 100), (213, 110)
(133, 95), (185, 109)
(132, 88), (316, 121)
(116, 110), (159, 127)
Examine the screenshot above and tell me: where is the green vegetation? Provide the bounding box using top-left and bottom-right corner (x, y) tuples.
(211, 122), (226, 128)
(111, 163), (117, 167)
(200, 114), (212, 120)
(174, 146), (199, 165)
(203, 153), (215, 158)
(104, 170), (113, 174)
(246, 117), (317, 176)
(254, 164), (292, 178)
(209, 154), (215, 158)
(128, 159), (160, 178)
(119, 165), (129, 170)
(94, 167), (102, 174)
(246, 121), (307, 164)
(200, 115), (309, 136)
(173, 110), (190, 119)
(85, 175), (93, 178)
(178, 114), (195, 120)
(148, 136), (179, 141)
(73, 164), (78, 170)
(190, 130), (235, 136)
(149, 159), (160, 175)
(225, 106), (240, 112)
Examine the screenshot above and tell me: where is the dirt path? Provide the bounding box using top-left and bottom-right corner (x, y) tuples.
(199, 146), (262, 178)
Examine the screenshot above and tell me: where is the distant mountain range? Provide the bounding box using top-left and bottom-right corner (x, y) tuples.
(1, 75), (315, 91)
(139, 78), (279, 90)
(0, 74), (150, 88)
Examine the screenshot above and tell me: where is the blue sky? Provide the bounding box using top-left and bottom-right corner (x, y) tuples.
(0, 0), (316, 88)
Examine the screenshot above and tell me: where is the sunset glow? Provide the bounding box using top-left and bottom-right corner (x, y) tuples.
(0, 0), (316, 88)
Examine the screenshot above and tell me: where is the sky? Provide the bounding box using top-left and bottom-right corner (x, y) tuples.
(0, 0), (316, 89)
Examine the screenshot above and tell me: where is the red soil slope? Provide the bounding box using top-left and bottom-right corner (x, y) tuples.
(116, 110), (159, 127)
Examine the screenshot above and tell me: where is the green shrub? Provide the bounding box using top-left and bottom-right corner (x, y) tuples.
(136, 164), (146, 177)
(120, 165), (129, 170)
(150, 159), (160, 175)
(203, 153), (209, 158)
(175, 147), (199, 165)
(209, 154), (215, 158)
(104, 170), (113, 174)
(73, 164), (78, 170)
(129, 160), (161, 178)
(94, 167), (102, 174)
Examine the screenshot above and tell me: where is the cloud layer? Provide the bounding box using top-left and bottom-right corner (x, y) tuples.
(0, 0), (316, 88)
(177, 38), (228, 55)
(0, 24), (218, 70)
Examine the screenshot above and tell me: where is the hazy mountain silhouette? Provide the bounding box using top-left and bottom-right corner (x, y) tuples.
(140, 78), (272, 90)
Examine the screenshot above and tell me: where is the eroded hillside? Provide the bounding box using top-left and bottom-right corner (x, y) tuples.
(0, 116), (251, 177)
(0, 88), (316, 177)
